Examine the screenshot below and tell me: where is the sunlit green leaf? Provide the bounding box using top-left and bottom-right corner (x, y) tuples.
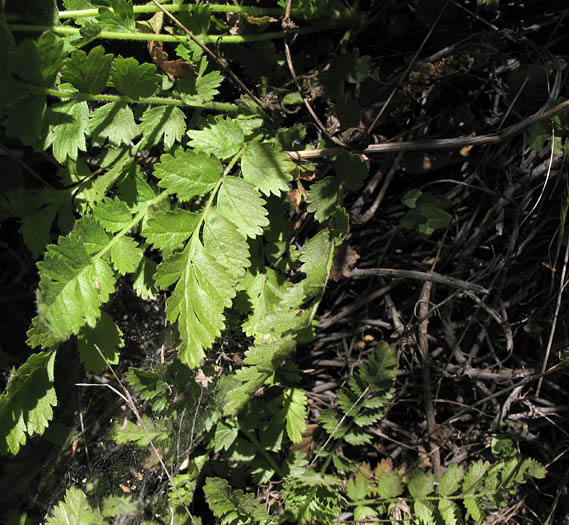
(143, 208), (200, 251)
(153, 149), (222, 201)
(217, 176), (269, 238)
(241, 142), (294, 196)
(46, 487), (104, 525)
(36, 217), (116, 341)
(187, 116), (244, 159)
(111, 235), (143, 275)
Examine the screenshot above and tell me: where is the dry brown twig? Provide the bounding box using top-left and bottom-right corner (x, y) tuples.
(351, 268), (489, 295)
(286, 98), (569, 161)
(537, 217), (569, 395)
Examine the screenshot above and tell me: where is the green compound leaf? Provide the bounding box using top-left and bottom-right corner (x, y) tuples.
(36, 217), (116, 342)
(282, 229), (334, 306)
(111, 57), (160, 99)
(401, 190), (452, 237)
(46, 487), (104, 525)
(187, 116), (244, 160)
(306, 176), (343, 223)
(143, 208), (200, 251)
(77, 20), (103, 44)
(241, 142), (294, 196)
(178, 70), (223, 104)
(408, 469), (435, 499)
(282, 387), (307, 443)
(438, 499), (462, 525)
(282, 472), (347, 524)
(92, 197), (133, 233)
(101, 494), (137, 519)
(346, 473), (371, 501)
(153, 249), (185, 289)
(354, 506), (378, 522)
(62, 45), (113, 94)
(377, 471), (404, 499)
(203, 209), (250, 279)
(126, 368), (171, 412)
(97, 0), (135, 33)
(117, 169), (156, 209)
(239, 267), (291, 338)
(26, 316), (62, 350)
(77, 311), (123, 373)
(343, 428), (372, 445)
(438, 464), (464, 497)
(158, 236), (239, 367)
(462, 460), (489, 494)
(196, 71), (223, 102)
(110, 415), (168, 447)
(139, 105), (186, 149)
(153, 149), (223, 201)
(523, 458), (547, 480)
(224, 336), (296, 416)
(0, 349), (57, 455)
(111, 235), (143, 275)
(217, 176), (269, 238)
(322, 342), (396, 447)
(203, 477), (271, 524)
(414, 499), (436, 525)
(463, 495), (483, 523)
(89, 102), (139, 146)
(45, 100), (89, 163)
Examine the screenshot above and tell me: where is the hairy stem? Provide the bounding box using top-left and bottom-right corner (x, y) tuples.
(59, 3), (287, 19)
(8, 24), (329, 45)
(43, 88), (238, 112)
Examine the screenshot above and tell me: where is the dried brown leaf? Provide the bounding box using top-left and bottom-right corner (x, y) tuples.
(330, 243), (360, 281)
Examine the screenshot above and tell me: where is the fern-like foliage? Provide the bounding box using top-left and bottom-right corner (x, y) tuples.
(282, 472), (348, 523)
(320, 342), (398, 445)
(203, 477), (274, 525)
(1, 5), (550, 525)
(343, 454), (546, 525)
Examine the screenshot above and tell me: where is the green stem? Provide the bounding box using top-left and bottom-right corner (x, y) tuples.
(43, 88), (238, 112)
(59, 3), (288, 18)
(190, 146), (245, 244)
(8, 24), (331, 45)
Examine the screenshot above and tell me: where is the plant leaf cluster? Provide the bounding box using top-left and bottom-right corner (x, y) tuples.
(0, 2), (550, 523)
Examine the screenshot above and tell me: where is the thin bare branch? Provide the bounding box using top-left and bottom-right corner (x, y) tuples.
(285, 98), (569, 161)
